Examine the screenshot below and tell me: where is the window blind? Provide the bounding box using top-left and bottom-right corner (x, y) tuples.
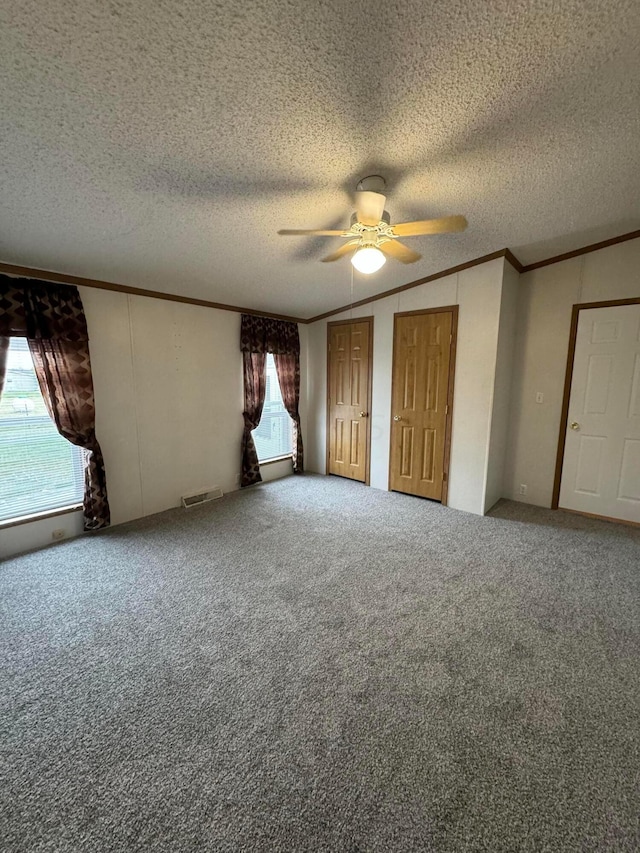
(0, 338), (84, 522)
(252, 354), (293, 462)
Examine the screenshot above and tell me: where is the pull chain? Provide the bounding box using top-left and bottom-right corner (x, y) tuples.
(350, 263), (354, 321)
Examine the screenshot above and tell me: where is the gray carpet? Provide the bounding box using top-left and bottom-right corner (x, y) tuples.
(1, 474), (639, 852)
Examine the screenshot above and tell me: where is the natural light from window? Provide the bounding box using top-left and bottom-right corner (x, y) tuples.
(0, 338), (84, 522)
(252, 354), (293, 462)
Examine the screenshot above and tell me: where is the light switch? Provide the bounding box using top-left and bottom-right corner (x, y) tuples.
(535, 392), (544, 404)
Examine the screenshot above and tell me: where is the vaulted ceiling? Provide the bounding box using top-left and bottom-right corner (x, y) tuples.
(1, 1), (639, 318)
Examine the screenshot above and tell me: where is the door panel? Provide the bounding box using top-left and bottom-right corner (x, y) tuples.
(350, 420), (361, 466)
(422, 428), (436, 482)
(425, 355), (440, 411)
(629, 354), (640, 417)
(389, 311), (454, 500)
(584, 355), (613, 413)
(335, 419), (345, 464)
(574, 435), (605, 495)
(400, 426), (414, 478)
(327, 320), (372, 482)
(619, 439), (640, 501)
(559, 303), (640, 523)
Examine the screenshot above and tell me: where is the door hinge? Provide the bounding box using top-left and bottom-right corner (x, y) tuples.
(443, 470), (448, 481)
(450, 333), (452, 344)
(445, 404), (449, 414)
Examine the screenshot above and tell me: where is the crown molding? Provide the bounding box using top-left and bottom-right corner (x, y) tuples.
(305, 228), (640, 323)
(1, 227), (638, 325)
(518, 229), (640, 273)
(504, 248), (524, 273)
(0, 261), (307, 324)
(306, 249), (515, 323)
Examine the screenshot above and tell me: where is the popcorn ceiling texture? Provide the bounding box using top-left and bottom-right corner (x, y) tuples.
(1, 1), (639, 317)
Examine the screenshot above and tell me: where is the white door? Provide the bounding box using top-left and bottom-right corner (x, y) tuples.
(559, 303), (640, 523)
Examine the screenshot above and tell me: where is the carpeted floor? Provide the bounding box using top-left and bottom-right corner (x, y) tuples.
(1, 474), (639, 852)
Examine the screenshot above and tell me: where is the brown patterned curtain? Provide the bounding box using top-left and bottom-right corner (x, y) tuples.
(240, 314), (303, 486)
(0, 276), (110, 530)
(241, 351), (267, 487)
(0, 336), (8, 398)
(273, 353), (303, 473)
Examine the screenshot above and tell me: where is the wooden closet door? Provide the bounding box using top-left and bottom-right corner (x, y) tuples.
(327, 319), (372, 482)
(389, 310), (454, 501)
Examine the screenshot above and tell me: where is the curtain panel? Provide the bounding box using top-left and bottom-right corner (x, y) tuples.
(0, 336), (8, 398)
(240, 314), (300, 356)
(0, 276), (110, 530)
(241, 351), (267, 487)
(273, 353), (303, 473)
(240, 314), (304, 485)
(0, 277), (89, 340)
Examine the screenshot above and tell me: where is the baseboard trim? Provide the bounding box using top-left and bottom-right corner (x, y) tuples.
(558, 507), (640, 528)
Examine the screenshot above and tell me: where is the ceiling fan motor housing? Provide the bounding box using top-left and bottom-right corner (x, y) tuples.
(356, 175), (387, 193)
(351, 210), (390, 228)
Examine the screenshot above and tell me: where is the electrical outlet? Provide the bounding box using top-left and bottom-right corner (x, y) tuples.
(51, 529), (66, 541)
(519, 484), (528, 496)
(535, 391), (544, 404)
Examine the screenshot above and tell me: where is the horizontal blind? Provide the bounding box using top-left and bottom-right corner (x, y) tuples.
(252, 354), (293, 462)
(0, 338), (84, 522)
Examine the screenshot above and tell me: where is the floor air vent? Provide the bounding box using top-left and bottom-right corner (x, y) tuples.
(181, 487), (223, 508)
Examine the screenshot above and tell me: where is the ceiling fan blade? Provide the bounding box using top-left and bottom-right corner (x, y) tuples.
(355, 191), (386, 226)
(278, 229), (349, 236)
(379, 240), (422, 264)
(391, 215), (468, 237)
(321, 240), (360, 263)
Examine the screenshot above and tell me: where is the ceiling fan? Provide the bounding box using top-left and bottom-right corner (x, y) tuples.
(278, 175), (467, 274)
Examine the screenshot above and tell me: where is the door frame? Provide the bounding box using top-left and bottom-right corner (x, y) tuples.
(325, 316), (374, 485)
(388, 305), (459, 505)
(551, 296), (640, 510)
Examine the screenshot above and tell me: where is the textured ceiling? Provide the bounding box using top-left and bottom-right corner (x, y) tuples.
(1, 1), (639, 318)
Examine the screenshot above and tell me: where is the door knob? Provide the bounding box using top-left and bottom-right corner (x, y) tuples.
(570, 421), (580, 430)
(359, 411), (368, 418)
(393, 415), (402, 421)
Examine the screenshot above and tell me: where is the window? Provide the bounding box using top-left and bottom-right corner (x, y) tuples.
(252, 354), (293, 462)
(0, 338), (84, 522)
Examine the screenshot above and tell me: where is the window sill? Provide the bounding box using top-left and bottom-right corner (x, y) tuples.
(0, 504), (83, 530)
(259, 455), (293, 467)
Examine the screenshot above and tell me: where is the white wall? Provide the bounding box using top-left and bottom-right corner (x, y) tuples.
(2, 290), (305, 558)
(1, 511), (85, 560)
(86, 290), (245, 524)
(447, 261), (505, 514)
(504, 238), (640, 506)
(483, 261), (520, 512)
(306, 257), (513, 515)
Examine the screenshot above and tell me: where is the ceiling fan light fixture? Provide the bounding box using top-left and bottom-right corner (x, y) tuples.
(351, 246), (386, 274)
